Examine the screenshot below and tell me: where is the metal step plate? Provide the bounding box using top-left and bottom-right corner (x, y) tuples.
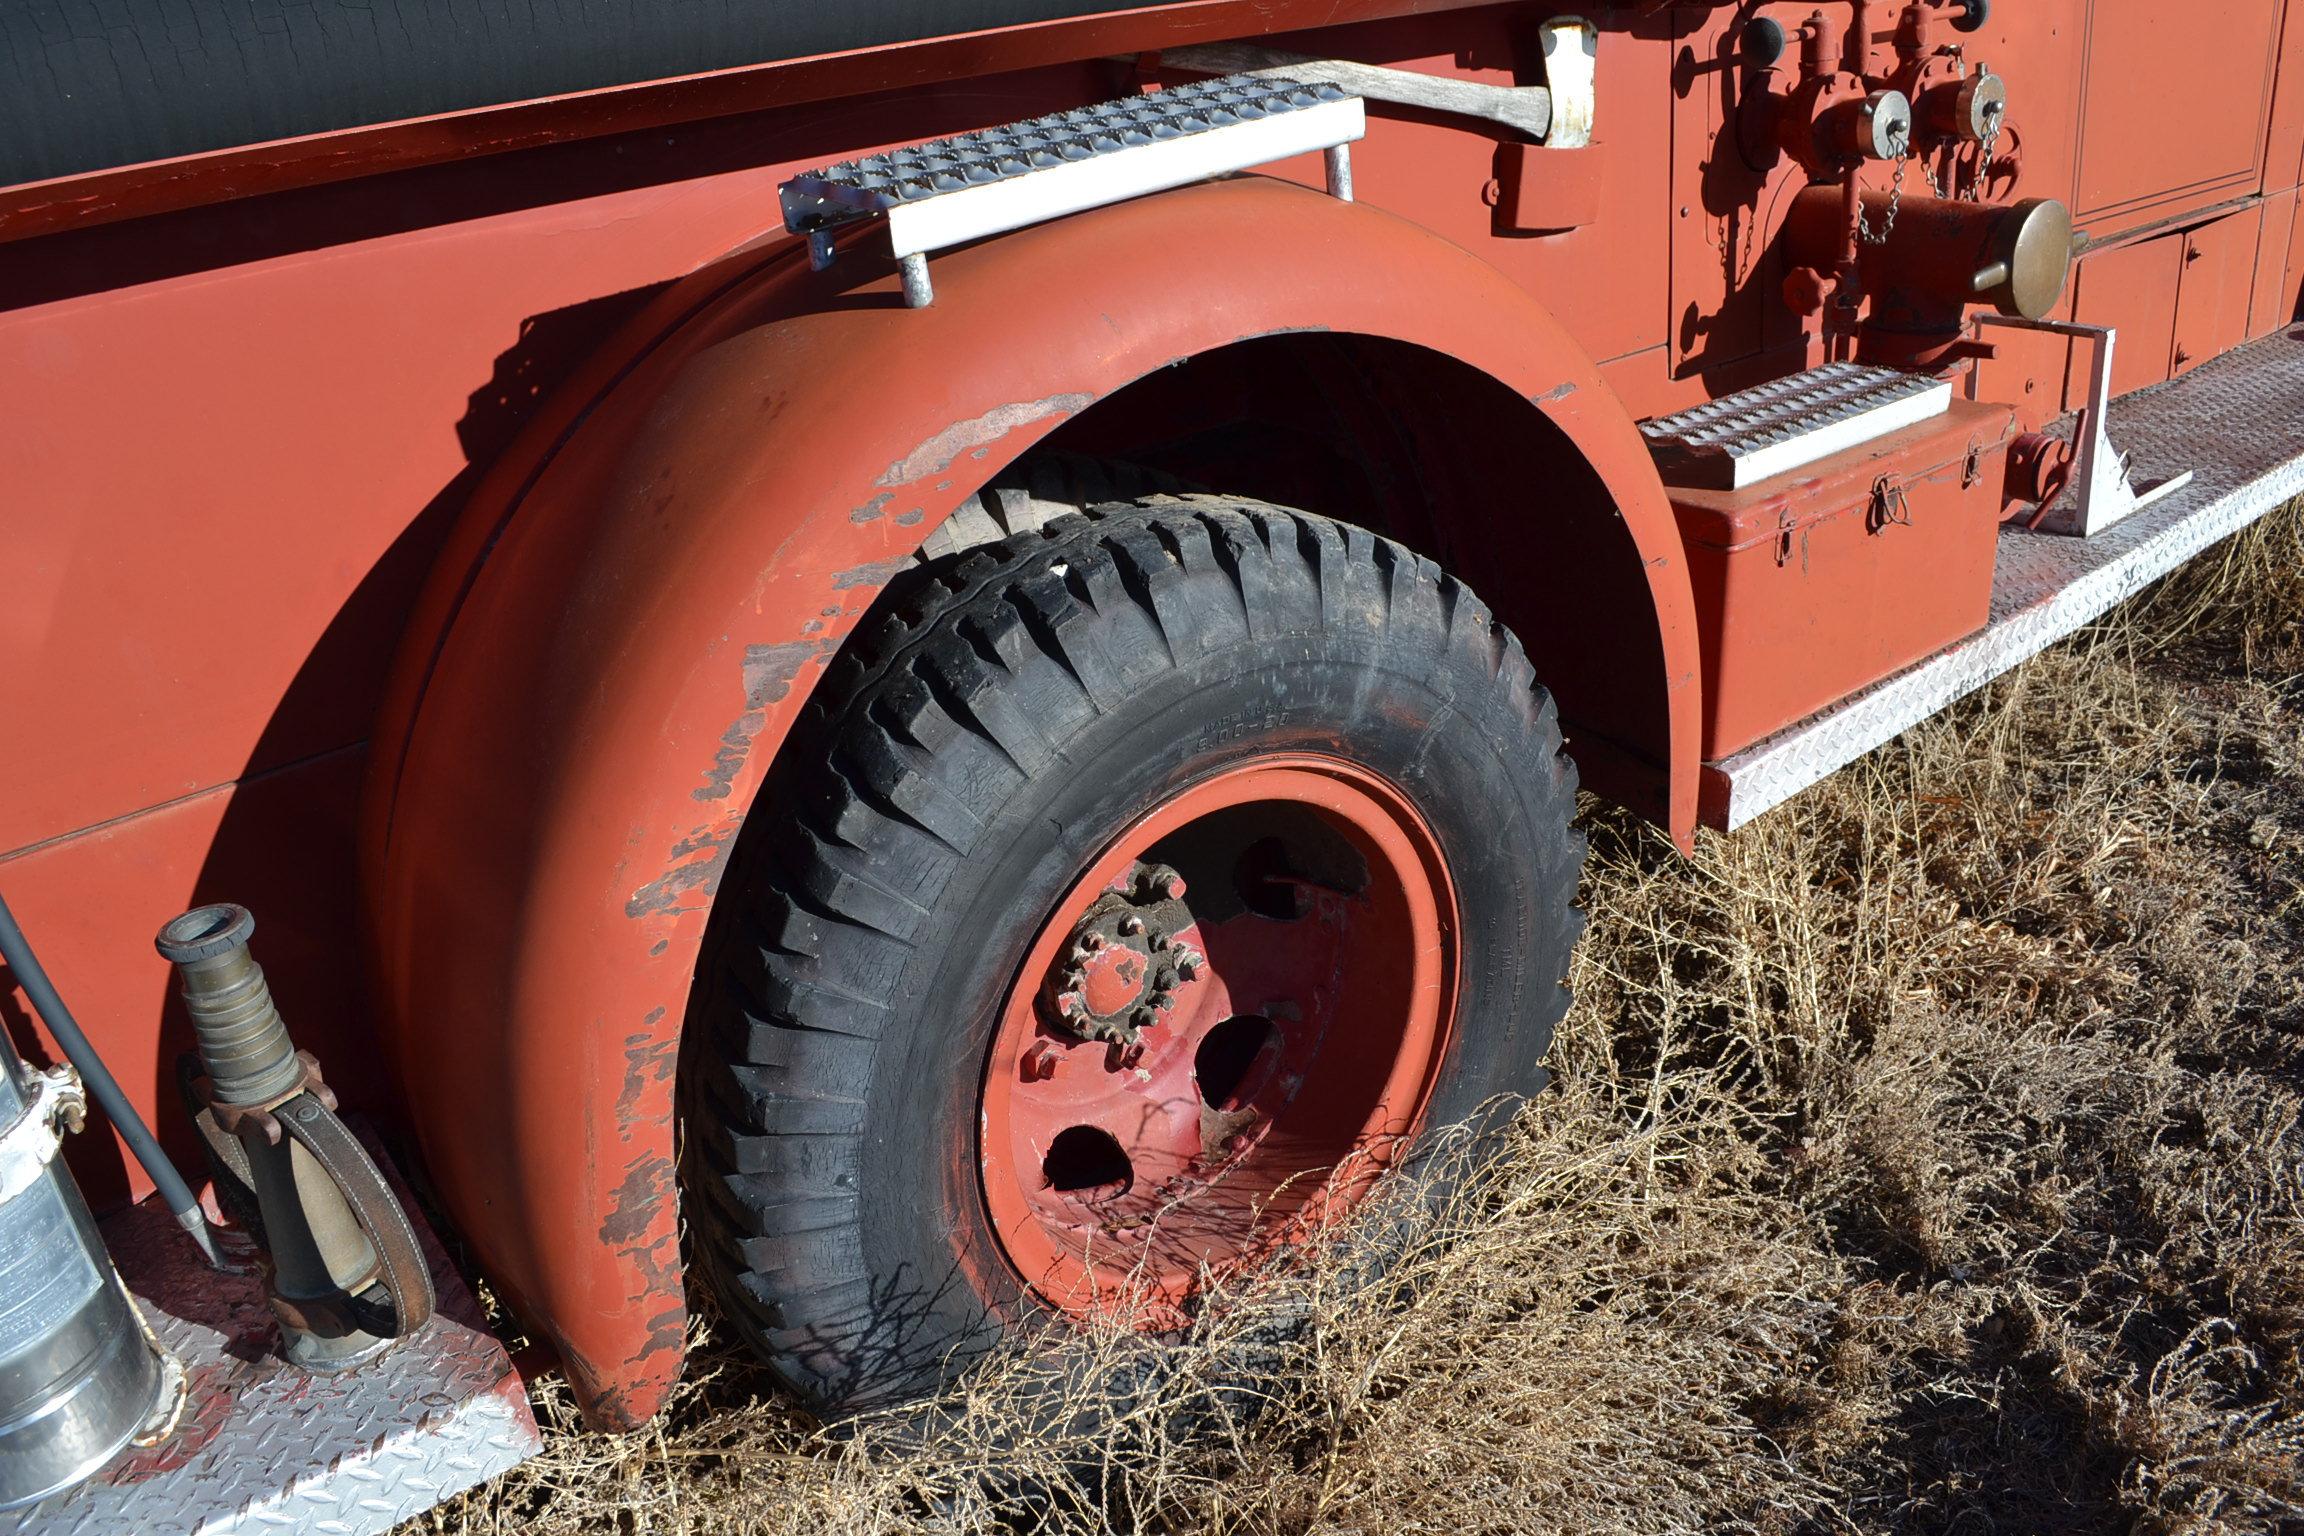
(780, 75), (1364, 259)
(1642, 361), (1954, 489)
(1705, 328), (2304, 831)
(2, 1133), (537, 1536)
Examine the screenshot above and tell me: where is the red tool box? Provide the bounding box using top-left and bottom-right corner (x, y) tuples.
(1663, 395), (2018, 760)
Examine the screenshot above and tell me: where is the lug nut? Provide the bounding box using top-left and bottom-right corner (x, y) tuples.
(1021, 1042), (1060, 1082)
(1081, 931), (1106, 952)
(1176, 950), (1204, 982)
(1118, 913), (1145, 937)
(1132, 864), (1188, 901)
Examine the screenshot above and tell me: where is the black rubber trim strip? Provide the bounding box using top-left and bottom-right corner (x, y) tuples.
(0, 1), (1167, 186)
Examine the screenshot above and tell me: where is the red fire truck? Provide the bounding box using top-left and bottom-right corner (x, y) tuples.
(2, 0), (2300, 1526)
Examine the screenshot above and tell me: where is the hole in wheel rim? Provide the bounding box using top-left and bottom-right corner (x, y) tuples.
(1233, 837), (1307, 919)
(1194, 1015), (1277, 1109)
(1043, 1126), (1133, 1196)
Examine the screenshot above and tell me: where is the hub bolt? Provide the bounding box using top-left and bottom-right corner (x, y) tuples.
(1041, 859), (1204, 1046)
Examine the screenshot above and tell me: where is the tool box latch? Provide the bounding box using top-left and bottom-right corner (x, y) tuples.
(1866, 474), (1911, 533)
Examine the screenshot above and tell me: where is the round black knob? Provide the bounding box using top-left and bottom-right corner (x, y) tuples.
(1743, 16), (1787, 66)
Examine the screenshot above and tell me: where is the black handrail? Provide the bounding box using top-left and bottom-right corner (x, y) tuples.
(0, 891), (222, 1268)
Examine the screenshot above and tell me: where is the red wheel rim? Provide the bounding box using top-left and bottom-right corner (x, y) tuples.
(979, 756), (1459, 1316)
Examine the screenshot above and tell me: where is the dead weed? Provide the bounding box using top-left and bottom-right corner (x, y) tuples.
(417, 503), (2304, 1536)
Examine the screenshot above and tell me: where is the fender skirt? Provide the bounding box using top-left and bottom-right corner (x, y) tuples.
(367, 174), (1700, 1427)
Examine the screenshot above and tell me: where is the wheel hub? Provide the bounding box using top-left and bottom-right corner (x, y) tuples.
(1042, 864), (1201, 1046)
(979, 758), (1459, 1317)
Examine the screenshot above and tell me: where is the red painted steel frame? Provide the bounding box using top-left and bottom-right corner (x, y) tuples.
(368, 176), (1700, 1425)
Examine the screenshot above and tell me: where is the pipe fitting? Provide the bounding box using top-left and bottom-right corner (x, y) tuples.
(155, 904), (435, 1371)
(157, 905), (302, 1106)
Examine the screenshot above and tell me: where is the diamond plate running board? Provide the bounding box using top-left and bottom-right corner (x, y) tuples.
(1704, 327), (2304, 831)
(2, 1134), (537, 1536)
(780, 74), (1364, 306)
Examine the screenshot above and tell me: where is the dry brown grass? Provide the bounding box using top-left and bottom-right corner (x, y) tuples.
(416, 503), (2304, 1536)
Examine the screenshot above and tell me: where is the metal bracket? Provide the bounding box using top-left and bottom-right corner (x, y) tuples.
(780, 74), (1365, 308)
(0, 1063), (85, 1203)
(1972, 314), (2194, 536)
(1161, 15), (1598, 147)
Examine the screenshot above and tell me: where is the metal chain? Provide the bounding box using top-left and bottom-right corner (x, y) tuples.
(1856, 151), (1908, 246)
(1919, 61), (2005, 201)
(1968, 102), (2003, 201)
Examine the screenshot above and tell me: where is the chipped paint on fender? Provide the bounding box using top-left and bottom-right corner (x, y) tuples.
(829, 556), (913, 591)
(691, 640), (827, 803)
(876, 395), (1094, 486)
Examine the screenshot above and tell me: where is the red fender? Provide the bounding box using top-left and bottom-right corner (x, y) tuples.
(367, 175), (1700, 1427)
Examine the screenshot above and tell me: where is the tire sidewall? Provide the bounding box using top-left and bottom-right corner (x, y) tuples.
(854, 564), (1577, 1395)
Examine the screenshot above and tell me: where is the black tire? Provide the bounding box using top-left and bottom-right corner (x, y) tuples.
(684, 496), (1586, 1412)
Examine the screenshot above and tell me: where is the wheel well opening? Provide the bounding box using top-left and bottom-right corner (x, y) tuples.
(1022, 332), (1672, 809)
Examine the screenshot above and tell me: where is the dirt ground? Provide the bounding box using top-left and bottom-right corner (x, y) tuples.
(421, 501), (2304, 1536)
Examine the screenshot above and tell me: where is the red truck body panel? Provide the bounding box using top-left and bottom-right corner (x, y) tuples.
(4, 0), (2302, 1424)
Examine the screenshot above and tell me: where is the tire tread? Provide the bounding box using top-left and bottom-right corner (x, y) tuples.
(687, 489), (1585, 1401)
